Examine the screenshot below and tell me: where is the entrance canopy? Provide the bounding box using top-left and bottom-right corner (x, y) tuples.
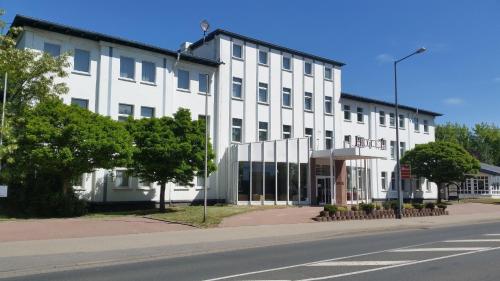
(311, 147), (387, 160)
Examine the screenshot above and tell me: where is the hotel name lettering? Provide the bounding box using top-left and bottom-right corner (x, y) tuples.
(354, 137), (386, 150)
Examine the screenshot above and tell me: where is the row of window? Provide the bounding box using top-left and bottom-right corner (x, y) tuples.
(232, 43), (333, 79)
(44, 42), (91, 73)
(380, 172), (432, 192)
(234, 78), (333, 113)
(343, 105), (430, 133)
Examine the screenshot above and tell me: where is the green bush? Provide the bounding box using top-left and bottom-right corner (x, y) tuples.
(323, 204), (338, 213)
(375, 204), (382, 210)
(425, 202), (436, 209)
(403, 203), (414, 209)
(359, 203), (375, 214)
(412, 203), (424, 210)
(437, 203), (448, 210)
(350, 205), (358, 211)
(383, 200), (399, 210)
(337, 206), (348, 212)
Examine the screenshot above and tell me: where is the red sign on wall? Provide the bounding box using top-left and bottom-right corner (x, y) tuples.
(401, 164), (412, 179)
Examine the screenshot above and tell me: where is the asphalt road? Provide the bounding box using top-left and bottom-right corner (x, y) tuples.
(4, 221), (500, 281)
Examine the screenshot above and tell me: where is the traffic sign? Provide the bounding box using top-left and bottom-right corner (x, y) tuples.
(401, 165), (411, 179)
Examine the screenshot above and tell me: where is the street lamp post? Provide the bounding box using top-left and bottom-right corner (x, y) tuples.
(200, 19), (210, 223)
(394, 47), (426, 219)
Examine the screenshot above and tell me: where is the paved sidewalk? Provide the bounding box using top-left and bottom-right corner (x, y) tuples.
(220, 206), (322, 227)
(1, 203), (500, 278)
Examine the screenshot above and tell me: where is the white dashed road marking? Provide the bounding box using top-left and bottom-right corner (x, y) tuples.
(445, 239), (500, 243)
(308, 260), (415, 266)
(389, 247), (490, 252)
(484, 233), (500, 236)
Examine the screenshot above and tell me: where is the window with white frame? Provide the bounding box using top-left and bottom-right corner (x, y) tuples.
(74, 49), (90, 73)
(232, 118), (242, 142)
(282, 56), (291, 71)
(399, 114), (405, 128)
(305, 128), (313, 149)
(282, 87), (292, 107)
(304, 92), (313, 111)
(198, 73), (209, 94)
(325, 96), (333, 114)
(414, 117), (419, 132)
(389, 113), (395, 127)
(344, 135), (351, 147)
(141, 61), (156, 83)
(120, 56), (135, 80)
(232, 43), (243, 59)
(424, 120), (429, 133)
(115, 170), (130, 188)
(390, 141), (396, 159)
(118, 103), (134, 121)
(379, 111), (386, 126)
(258, 50), (268, 65)
(381, 171), (387, 190)
(304, 62), (312, 75)
(44, 42), (60, 57)
(283, 125), (292, 139)
(357, 107), (364, 123)
(344, 105), (351, 121)
(400, 141), (406, 157)
(258, 82), (268, 103)
(177, 69), (190, 90)
(380, 138), (387, 150)
(232, 77), (243, 99)
(258, 121), (268, 141)
(325, 130), (333, 149)
(324, 67), (332, 80)
(391, 172), (396, 190)
(140, 106), (155, 118)
(71, 98), (88, 109)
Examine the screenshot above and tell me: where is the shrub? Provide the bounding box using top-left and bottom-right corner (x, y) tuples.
(412, 203), (424, 210)
(351, 205), (358, 211)
(323, 204), (338, 213)
(437, 203), (448, 210)
(403, 203), (414, 209)
(375, 204), (382, 210)
(359, 203), (375, 214)
(383, 200), (399, 210)
(337, 206), (348, 212)
(425, 202), (436, 209)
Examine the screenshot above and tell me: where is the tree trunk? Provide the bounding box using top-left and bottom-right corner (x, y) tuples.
(437, 183), (443, 203)
(159, 182), (166, 213)
(62, 178), (71, 196)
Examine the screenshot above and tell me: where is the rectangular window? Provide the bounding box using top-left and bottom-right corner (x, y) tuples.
(232, 118), (242, 142)
(258, 121), (268, 141)
(344, 135), (351, 147)
(304, 62), (312, 75)
(74, 49), (90, 73)
(198, 73), (209, 93)
(390, 141), (396, 159)
(232, 43), (243, 59)
(177, 69), (190, 90)
(115, 170), (130, 188)
(141, 61), (156, 83)
(357, 107), (364, 123)
(304, 92), (313, 111)
(325, 130), (333, 149)
(282, 87), (292, 107)
(414, 117), (419, 132)
(305, 128), (313, 149)
(258, 82), (268, 103)
(232, 77), (243, 99)
(389, 113), (395, 127)
(44, 42), (60, 57)
(399, 114), (405, 128)
(424, 120), (429, 133)
(400, 142), (406, 157)
(324, 67), (332, 80)
(118, 103), (134, 121)
(71, 98), (89, 109)
(324, 96), (333, 114)
(379, 111), (386, 126)
(381, 172), (387, 190)
(391, 172), (396, 190)
(283, 125), (292, 139)
(258, 50), (268, 65)
(140, 106), (155, 118)
(120, 56), (135, 80)
(282, 56), (291, 70)
(344, 105), (351, 121)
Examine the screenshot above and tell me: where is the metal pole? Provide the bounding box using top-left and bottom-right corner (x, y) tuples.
(203, 73), (209, 222)
(394, 62), (403, 219)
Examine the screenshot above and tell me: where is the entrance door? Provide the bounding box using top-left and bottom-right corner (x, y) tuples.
(316, 177), (332, 205)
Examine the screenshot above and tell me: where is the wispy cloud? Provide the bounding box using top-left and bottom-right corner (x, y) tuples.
(493, 77), (500, 83)
(443, 97), (464, 106)
(375, 53), (394, 64)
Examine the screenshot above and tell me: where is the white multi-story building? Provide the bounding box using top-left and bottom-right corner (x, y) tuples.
(12, 15), (442, 207)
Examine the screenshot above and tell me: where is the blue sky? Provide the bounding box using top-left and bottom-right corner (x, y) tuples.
(3, 0), (499, 126)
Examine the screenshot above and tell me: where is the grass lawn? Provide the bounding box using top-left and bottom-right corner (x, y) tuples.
(455, 198), (500, 205)
(145, 205), (282, 227)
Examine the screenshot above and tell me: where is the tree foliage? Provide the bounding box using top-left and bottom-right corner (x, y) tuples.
(401, 141), (480, 202)
(127, 108), (216, 211)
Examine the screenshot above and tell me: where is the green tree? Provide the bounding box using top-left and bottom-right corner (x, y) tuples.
(127, 108), (216, 212)
(6, 99), (133, 195)
(471, 123), (500, 166)
(436, 123), (472, 151)
(401, 141), (480, 202)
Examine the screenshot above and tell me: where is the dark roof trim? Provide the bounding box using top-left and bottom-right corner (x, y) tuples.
(480, 163), (500, 176)
(341, 92), (443, 117)
(11, 15), (221, 67)
(189, 29), (345, 67)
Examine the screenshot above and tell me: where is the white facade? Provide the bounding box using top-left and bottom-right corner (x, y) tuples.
(13, 16), (441, 205)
